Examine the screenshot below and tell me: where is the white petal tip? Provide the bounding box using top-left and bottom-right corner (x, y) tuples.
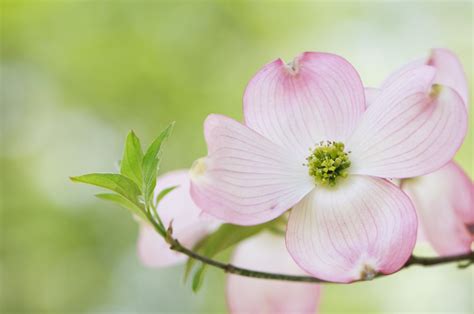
(359, 264), (378, 281)
(283, 55), (302, 75)
(429, 83), (443, 98)
(353, 255), (380, 281)
(190, 157), (207, 182)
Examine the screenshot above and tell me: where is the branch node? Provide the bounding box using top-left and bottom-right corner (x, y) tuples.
(225, 264), (236, 273)
(165, 220), (174, 244)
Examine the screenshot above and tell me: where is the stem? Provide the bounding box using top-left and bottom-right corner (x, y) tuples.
(167, 236), (473, 284)
(404, 253), (474, 267)
(144, 208), (166, 238)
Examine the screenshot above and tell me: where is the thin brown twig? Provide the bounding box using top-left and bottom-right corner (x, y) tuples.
(166, 235), (474, 284)
(142, 207), (473, 284)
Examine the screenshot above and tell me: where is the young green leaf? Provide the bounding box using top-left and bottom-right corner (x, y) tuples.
(95, 193), (147, 221)
(70, 173), (141, 204)
(192, 264), (207, 293)
(142, 122), (175, 206)
(120, 131), (144, 188)
(155, 185), (178, 206)
(184, 237), (207, 282)
(200, 224), (267, 257)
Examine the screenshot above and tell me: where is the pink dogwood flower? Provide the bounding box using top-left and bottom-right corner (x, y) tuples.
(227, 232), (321, 314)
(369, 49), (473, 256)
(137, 170), (216, 267)
(189, 52), (468, 282)
(403, 162), (473, 255)
(137, 170), (321, 313)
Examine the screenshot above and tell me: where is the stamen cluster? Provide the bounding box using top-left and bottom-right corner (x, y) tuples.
(306, 141), (351, 187)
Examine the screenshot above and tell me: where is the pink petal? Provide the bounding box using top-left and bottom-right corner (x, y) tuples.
(138, 170), (217, 267)
(402, 161), (473, 255)
(137, 225), (186, 267)
(364, 87), (380, 107)
(380, 59), (426, 89)
(381, 49), (468, 107)
(348, 65), (468, 178)
(227, 232), (321, 314)
(190, 114), (314, 225)
(428, 49), (469, 106)
(243, 52), (365, 157)
(286, 176), (417, 283)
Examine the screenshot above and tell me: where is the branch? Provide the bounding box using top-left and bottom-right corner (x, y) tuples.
(404, 253), (474, 267)
(166, 235), (474, 284)
(142, 207), (473, 284)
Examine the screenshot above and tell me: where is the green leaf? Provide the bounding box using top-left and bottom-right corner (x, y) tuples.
(200, 223), (267, 257)
(143, 158), (159, 204)
(142, 122), (174, 206)
(184, 237), (208, 282)
(120, 131), (144, 188)
(185, 222), (272, 289)
(155, 185), (178, 206)
(192, 264), (207, 293)
(95, 193), (147, 221)
(70, 173), (141, 204)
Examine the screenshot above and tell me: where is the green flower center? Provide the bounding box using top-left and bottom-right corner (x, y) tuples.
(306, 141), (351, 187)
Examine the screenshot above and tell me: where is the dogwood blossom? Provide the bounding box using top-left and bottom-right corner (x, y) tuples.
(137, 170), (216, 267)
(190, 52), (468, 282)
(137, 170), (321, 313)
(370, 49), (473, 255)
(227, 232), (321, 314)
(403, 162), (473, 255)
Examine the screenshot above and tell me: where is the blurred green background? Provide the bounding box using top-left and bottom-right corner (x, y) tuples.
(1, 0), (472, 313)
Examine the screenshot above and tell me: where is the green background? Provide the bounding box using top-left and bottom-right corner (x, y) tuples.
(1, 1), (472, 313)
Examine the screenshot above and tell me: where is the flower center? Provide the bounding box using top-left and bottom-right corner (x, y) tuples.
(305, 141), (351, 187)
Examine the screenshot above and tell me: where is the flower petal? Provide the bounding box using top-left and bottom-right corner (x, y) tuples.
(402, 161), (473, 255)
(227, 232), (321, 314)
(381, 49), (468, 107)
(137, 225), (185, 267)
(364, 87), (380, 107)
(348, 65), (467, 178)
(243, 52), (366, 157)
(428, 49), (469, 106)
(286, 176), (417, 283)
(138, 170), (217, 267)
(190, 114), (313, 225)
(380, 59), (426, 89)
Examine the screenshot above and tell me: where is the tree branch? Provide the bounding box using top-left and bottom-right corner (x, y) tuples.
(167, 236), (474, 284)
(142, 207), (473, 284)
(404, 253), (474, 267)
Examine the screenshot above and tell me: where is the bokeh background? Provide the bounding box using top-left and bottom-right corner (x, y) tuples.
(1, 0), (473, 313)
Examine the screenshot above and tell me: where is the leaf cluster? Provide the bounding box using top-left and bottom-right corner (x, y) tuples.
(70, 123), (175, 235)
(71, 123), (285, 292)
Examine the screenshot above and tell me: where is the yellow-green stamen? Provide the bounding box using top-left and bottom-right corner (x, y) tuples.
(306, 141), (351, 187)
